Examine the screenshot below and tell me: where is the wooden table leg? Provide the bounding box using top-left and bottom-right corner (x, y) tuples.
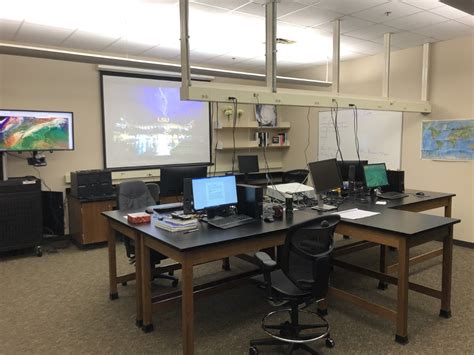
(107, 224), (119, 300)
(395, 238), (409, 344)
(134, 233), (143, 327)
(444, 197), (452, 218)
(440, 226), (453, 318)
(141, 240), (154, 332)
(378, 245), (388, 290)
(182, 258), (195, 355)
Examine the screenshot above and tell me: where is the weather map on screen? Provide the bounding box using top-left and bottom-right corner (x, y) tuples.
(0, 110), (74, 151)
(101, 74), (211, 170)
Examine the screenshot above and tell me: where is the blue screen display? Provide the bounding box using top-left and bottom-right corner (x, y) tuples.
(192, 176), (237, 210)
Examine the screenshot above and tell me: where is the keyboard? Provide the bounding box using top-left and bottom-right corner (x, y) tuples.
(206, 214), (256, 229)
(377, 191), (408, 200)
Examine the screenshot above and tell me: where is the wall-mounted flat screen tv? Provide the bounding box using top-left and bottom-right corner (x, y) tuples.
(100, 73), (211, 170)
(0, 109), (74, 152)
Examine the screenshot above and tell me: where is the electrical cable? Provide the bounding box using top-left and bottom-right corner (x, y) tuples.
(352, 104), (361, 163)
(330, 99), (344, 162)
(229, 97), (238, 174)
(212, 102), (219, 176)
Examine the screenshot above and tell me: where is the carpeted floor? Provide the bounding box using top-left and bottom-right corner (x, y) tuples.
(0, 238), (473, 354)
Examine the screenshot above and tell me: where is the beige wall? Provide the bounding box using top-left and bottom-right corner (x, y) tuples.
(282, 35), (474, 243)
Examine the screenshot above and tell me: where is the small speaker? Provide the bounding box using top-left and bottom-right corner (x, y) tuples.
(183, 178), (193, 214)
(386, 170), (405, 193)
(237, 184), (263, 218)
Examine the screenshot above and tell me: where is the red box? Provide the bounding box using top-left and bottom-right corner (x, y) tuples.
(127, 212), (151, 224)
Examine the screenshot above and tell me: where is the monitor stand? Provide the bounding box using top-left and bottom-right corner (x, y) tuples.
(312, 193), (337, 212)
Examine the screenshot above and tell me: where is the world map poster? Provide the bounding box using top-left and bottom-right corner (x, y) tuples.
(421, 119), (474, 160)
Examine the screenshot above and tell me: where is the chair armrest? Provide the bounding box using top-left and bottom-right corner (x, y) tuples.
(255, 252), (277, 272)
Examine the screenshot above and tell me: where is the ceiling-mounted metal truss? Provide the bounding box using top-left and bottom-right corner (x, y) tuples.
(179, 0), (431, 113)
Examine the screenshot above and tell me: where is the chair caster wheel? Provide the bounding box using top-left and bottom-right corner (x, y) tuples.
(122, 282), (128, 286)
(172, 279), (179, 287)
(249, 346), (258, 355)
(35, 246), (43, 257)
(325, 337), (335, 348)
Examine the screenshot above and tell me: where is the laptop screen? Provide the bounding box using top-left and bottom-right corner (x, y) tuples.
(192, 175), (238, 210)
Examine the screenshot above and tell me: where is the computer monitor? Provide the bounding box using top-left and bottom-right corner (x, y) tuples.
(363, 163), (389, 189)
(160, 165), (207, 196)
(337, 160), (368, 182)
(238, 155), (259, 174)
(192, 175), (238, 211)
(308, 159), (343, 211)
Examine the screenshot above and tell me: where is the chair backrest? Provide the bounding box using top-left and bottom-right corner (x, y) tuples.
(146, 183), (160, 204)
(280, 214), (340, 299)
(116, 180), (156, 211)
(282, 169), (309, 184)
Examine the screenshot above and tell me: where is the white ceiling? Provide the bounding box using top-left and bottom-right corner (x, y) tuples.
(0, 0), (472, 74)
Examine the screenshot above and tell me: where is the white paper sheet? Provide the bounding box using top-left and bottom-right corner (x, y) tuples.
(334, 208), (380, 220)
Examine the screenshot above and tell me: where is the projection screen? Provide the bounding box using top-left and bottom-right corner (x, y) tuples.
(101, 73), (211, 170)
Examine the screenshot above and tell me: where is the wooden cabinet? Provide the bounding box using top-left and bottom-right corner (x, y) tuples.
(68, 195), (116, 246)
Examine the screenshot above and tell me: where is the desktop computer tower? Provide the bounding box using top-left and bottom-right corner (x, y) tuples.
(385, 170), (405, 193)
(70, 170), (113, 200)
(237, 184), (263, 218)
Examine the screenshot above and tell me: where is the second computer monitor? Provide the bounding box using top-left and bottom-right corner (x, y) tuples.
(160, 165), (208, 196)
(238, 155), (259, 174)
(363, 163), (389, 189)
(192, 175), (238, 211)
(308, 158), (343, 193)
(337, 160), (368, 182)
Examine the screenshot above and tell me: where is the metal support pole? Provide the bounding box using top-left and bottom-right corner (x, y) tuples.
(332, 19), (340, 94)
(265, 0), (277, 92)
(179, 0), (191, 88)
(421, 42), (430, 101)
(382, 32), (391, 98)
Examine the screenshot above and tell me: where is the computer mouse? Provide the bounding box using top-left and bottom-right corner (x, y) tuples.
(264, 216), (274, 223)
(145, 207), (154, 214)
(415, 192), (425, 197)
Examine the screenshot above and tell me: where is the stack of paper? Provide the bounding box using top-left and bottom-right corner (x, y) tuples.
(335, 208), (380, 220)
(155, 217), (199, 232)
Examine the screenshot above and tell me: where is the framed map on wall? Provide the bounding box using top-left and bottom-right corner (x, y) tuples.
(421, 119), (474, 160)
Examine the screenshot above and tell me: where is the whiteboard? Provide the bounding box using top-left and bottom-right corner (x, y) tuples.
(318, 109), (402, 170)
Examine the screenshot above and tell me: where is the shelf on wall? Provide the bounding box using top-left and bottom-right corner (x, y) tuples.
(215, 121), (290, 129)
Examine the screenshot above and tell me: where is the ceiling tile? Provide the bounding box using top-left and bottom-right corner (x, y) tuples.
(313, 16), (376, 34)
(385, 10), (448, 30)
(190, 0), (250, 11)
(278, 6), (343, 27)
(352, 1), (422, 23)
(62, 31), (121, 51)
(15, 22), (75, 46)
(0, 19), (22, 41)
(102, 38), (156, 56)
(456, 16), (474, 27)
(389, 31), (437, 48)
(414, 19), (473, 40)
(400, 0), (445, 10)
(341, 35), (386, 55)
(345, 24), (400, 40)
(141, 46), (180, 60)
(237, 1), (309, 18)
(315, 0), (390, 15)
(429, 4), (472, 19)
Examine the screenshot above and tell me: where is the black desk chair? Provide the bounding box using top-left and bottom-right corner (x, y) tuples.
(250, 214), (340, 355)
(282, 169), (309, 184)
(117, 180), (178, 287)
